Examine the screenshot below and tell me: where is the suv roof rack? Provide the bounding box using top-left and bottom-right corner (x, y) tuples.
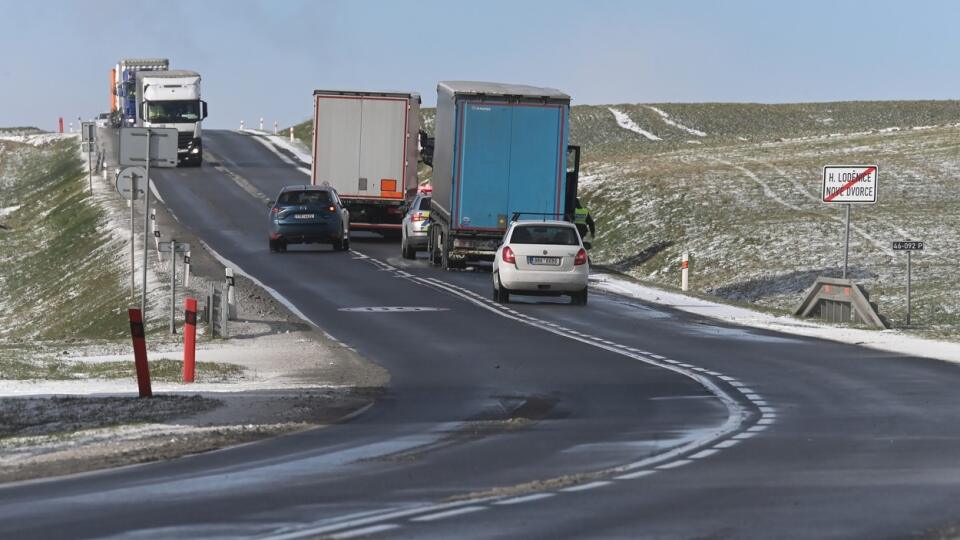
(510, 212), (572, 223)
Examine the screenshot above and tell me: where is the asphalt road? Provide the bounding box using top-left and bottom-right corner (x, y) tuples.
(4, 130), (960, 539)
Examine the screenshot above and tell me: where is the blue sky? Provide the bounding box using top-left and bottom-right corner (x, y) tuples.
(1, 0), (957, 129)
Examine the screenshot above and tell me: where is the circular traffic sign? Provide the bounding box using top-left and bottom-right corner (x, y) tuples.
(116, 166), (147, 200)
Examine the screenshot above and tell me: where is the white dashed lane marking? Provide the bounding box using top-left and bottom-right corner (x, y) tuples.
(410, 506), (487, 522)
(656, 459), (693, 470)
(615, 470), (656, 480)
(329, 524), (400, 539)
(494, 493), (556, 505)
(560, 481), (612, 492)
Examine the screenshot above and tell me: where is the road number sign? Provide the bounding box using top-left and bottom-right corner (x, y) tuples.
(822, 165), (878, 204)
(892, 241), (923, 251)
(158, 241), (190, 253)
(116, 166), (147, 200)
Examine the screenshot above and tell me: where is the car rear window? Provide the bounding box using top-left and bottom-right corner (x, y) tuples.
(418, 197), (432, 210)
(278, 190), (332, 206)
(510, 225), (579, 246)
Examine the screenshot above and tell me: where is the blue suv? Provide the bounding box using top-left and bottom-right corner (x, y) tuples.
(269, 185), (350, 252)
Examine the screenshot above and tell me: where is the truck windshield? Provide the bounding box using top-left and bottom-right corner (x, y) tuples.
(147, 100), (201, 123)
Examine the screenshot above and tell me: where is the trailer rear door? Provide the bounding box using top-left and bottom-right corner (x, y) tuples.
(314, 97), (362, 193)
(456, 103), (512, 229)
(359, 97), (407, 199)
(508, 105), (564, 217)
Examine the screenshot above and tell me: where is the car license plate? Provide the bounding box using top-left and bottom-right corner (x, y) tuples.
(528, 256), (560, 266)
(294, 213), (315, 219)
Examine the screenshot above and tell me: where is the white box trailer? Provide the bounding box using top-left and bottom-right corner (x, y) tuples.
(311, 90), (420, 232)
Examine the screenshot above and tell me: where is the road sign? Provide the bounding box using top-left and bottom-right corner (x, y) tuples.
(158, 241), (191, 253)
(116, 166), (147, 200)
(822, 165), (878, 204)
(81, 122), (96, 143)
(81, 141), (95, 153)
(119, 127), (178, 168)
(893, 241), (924, 251)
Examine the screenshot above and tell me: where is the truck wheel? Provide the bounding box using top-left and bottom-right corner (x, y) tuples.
(269, 239), (278, 253)
(429, 227), (442, 266)
(441, 232), (450, 271)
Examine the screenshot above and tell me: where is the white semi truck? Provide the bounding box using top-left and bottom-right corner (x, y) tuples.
(137, 70), (208, 166)
(310, 90), (420, 232)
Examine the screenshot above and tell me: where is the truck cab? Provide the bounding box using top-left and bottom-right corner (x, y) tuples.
(137, 70), (208, 166)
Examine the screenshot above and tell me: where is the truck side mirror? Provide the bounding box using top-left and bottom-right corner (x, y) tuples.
(201, 100), (208, 120)
(139, 102), (147, 121)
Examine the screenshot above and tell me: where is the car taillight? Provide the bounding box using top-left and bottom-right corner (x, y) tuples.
(412, 212), (425, 222)
(574, 248), (588, 266)
(271, 207), (280, 214)
(502, 246), (516, 264)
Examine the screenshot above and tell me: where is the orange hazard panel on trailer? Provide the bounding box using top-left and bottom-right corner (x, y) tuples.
(380, 178), (402, 199)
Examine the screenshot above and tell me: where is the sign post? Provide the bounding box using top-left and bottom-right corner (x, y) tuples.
(81, 122), (95, 195)
(116, 166), (146, 300)
(893, 241), (924, 326)
(822, 165), (879, 278)
(120, 126), (177, 319)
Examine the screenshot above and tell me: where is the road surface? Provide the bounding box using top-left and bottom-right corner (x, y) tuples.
(3, 130), (960, 539)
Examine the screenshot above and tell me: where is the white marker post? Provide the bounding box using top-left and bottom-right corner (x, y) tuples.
(681, 252), (690, 292)
(183, 251), (191, 288)
(289, 127), (294, 142)
(259, 117), (264, 131)
(225, 267), (237, 319)
(822, 165), (879, 279)
(240, 120), (245, 131)
(273, 121), (278, 135)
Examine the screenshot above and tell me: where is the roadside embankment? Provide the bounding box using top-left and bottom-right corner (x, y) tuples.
(0, 132), (387, 483)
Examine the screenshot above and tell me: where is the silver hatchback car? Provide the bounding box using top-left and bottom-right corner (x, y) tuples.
(401, 194), (431, 259)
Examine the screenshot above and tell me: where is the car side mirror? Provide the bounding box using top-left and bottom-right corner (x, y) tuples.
(583, 241), (592, 250)
(399, 204), (409, 214)
(268, 199), (275, 206)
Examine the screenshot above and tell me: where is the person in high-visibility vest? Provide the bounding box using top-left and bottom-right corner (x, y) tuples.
(574, 198), (595, 244)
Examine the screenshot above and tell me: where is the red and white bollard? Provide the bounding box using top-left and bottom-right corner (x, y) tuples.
(58, 117), (64, 133)
(183, 297), (197, 383)
(128, 308), (153, 397)
(681, 252), (690, 292)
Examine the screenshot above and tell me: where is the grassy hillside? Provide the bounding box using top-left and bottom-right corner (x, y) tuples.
(287, 100), (960, 337)
(0, 138), (129, 342)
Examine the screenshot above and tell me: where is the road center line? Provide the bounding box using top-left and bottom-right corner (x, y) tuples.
(411, 506), (488, 522)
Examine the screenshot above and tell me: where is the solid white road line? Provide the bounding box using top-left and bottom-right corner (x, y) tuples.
(494, 493), (556, 505)
(560, 481), (612, 492)
(689, 448), (720, 459)
(329, 524), (400, 539)
(411, 506), (487, 522)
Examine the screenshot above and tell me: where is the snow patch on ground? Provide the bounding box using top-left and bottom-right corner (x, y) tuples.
(591, 273), (960, 364)
(608, 108), (661, 141)
(0, 133), (78, 146)
(0, 205), (20, 218)
(647, 106), (707, 137)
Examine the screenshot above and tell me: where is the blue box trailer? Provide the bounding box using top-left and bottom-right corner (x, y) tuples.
(428, 81), (576, 270)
